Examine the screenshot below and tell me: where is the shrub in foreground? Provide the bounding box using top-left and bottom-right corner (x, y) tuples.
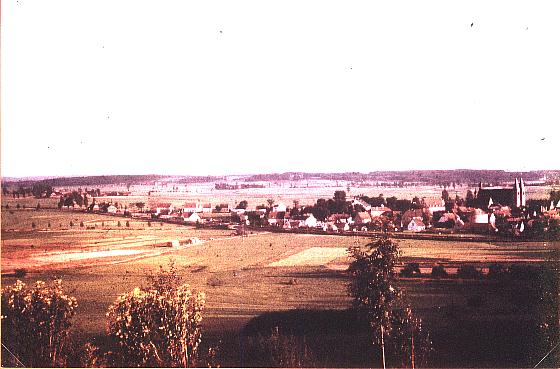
(105, 284), (205, 367)
(243, 326), (316, 367)
(1, 279), (78, 367)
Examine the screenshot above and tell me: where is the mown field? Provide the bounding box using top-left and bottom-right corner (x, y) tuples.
(1, 208), (559, 367)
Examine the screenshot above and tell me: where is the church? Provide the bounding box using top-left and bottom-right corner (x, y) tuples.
(474, 178), (526, 209)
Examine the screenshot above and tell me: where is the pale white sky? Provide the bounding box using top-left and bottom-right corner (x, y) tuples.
(1, 1), (559, 177)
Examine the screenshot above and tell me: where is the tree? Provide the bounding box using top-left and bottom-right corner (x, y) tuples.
(348, 237), (402, 368)
(334, 190), (347, 203)
(267, 198), (275, 209)
(442, 189), (450, 202)
(236, 200), (249, 210)
(466, 190), (475, 207)
(1, 279), (78, 367)
(105, 267), (206, 367)
(31, 181), (53, 198)
(348, 237), (430, 368)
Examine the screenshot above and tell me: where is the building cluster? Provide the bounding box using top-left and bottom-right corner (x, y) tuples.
(58, 177), (559, 237)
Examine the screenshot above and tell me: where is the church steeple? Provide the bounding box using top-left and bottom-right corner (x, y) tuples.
(515, 178), (520, 208)
(520, 178), (526, 207)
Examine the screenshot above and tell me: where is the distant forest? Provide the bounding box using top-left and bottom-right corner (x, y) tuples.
(2, 170), (559, 188)
(245, 170), (556, 186)
(3, 175), (220, 188)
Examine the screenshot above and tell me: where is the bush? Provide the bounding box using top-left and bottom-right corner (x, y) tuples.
(400, 263), (421, 277)
(431, 264), (448, 278)
(457, 265), (483, 279)
(507, 264), (540, 281)
(125, 220), (130, 227)
(14, 268), (27, 278)
(1, 279), (78, 367)
(207, 275), (224, 287)
(488, 263), (506, 279)
(105, 284), (206, 367)
(243, 327), (316, 367)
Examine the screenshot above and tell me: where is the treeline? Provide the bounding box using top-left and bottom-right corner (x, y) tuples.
(2, 174), (225, 190)
(244, 170), (547, 185)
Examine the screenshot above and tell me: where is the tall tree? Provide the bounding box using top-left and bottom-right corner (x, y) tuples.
(348, 237), (430, 368)
(348, 237), (402, 368)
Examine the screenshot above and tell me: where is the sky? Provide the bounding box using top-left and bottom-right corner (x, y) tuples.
(1, 0), (559, 177)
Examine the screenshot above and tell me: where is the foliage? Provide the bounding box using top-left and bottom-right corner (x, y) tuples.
(431, 264), (448, 278)
(348, 237), (431, 367)
(146, 259), (183, 293)
(348, 237), (402, 342)
(243, 327), (316, 367)
(388, 307), (432, 368)
(400, 263), (421, 278)
(457, 264), (483, 279)
(1, 279), (78, 367)
(105, 262), (205, 367)
(236, 200), (248, 210)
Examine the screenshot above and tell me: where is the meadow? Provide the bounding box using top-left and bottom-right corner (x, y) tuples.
(2, 207), (558, 366)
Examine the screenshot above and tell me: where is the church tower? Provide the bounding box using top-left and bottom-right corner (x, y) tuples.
(520, 178), (526, 207)
(515, 178), (521, 208)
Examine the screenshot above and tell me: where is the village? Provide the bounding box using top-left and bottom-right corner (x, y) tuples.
(30, 177), (559, 240)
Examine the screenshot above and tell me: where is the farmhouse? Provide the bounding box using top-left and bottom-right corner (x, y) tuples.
(423, 197), (446, 214)
(155, 203), (173, 215)
(304, 214), (318, 228)
(273, 203), (288, 212)
(183, 212), (202, 223)
(370, 206), (392, 217)
(352, 198), (371, 211)
(354, 212), (372, 224)
(107, 205), (117, 214)
(214, 203), (230, 213)
(407, 217), (426, 232)
(202, 203), (213, 213)
(267, 211), (286, 226)
(183, 202), (202, 213)
(402, 209), (424, 227)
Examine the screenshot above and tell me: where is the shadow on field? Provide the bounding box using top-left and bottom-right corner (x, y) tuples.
(276, 269), (348, 280)
(240, 309), (374, 368)
(238, 307), (556, 368)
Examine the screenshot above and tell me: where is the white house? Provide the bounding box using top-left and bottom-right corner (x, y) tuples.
(407, 217), (426, 232)
(273, 203), (287, 212)
(107, 205), (117, 214)
(202, 203), (213, 213)
(304, 214), (318, 228)
(183, 212), (201, 223)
